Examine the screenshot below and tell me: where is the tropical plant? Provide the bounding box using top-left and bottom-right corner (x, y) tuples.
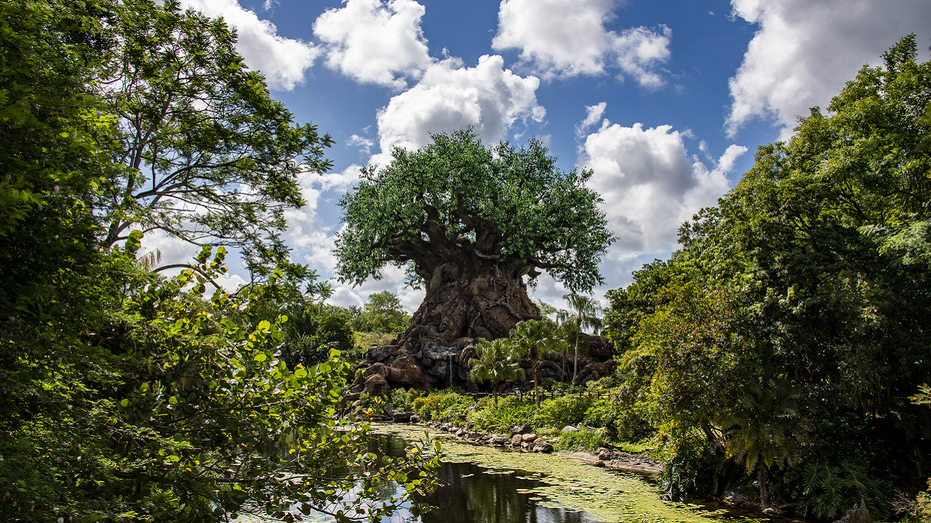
(559, 293), (603, 384)
(469, 338), (524, 406)
(509, 320), (567, 405)
(716, 381), (810, 509)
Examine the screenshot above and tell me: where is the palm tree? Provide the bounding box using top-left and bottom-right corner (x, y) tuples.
(716, 380), (810, 509)
(509, 320), (566, 405)
(469, 338), (524, 406)
(560, 293), (602, 385)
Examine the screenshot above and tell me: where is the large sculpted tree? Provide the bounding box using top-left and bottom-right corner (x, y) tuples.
(336, 129), (614, 354)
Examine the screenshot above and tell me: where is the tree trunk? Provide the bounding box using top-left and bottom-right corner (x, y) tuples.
(758, 466), (770, 509)
(395, 253), (540, 355)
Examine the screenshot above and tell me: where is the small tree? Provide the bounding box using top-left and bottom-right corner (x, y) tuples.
(469, 338), (524, 406)
(716, 380), (810, 509)
(560, 293), (603, 384)
(510, 320), (567, 405)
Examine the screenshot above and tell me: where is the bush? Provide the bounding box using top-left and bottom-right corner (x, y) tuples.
(794, 458), (892, 521)
(468, 395), (537, 433)
(384, 388), (423, 412)
(534, 394), (593, 429)
(553, 427), (610, 452)
(414, 392), (473, 423)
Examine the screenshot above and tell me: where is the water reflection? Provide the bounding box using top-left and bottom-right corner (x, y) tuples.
(370, 434), (597, 523)
(419, 461), (595, 523)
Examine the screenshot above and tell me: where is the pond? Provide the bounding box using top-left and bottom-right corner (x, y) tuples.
(367, 424), (787, 523)
(241, 424), (796, 523)
(372, 431), (599, 523)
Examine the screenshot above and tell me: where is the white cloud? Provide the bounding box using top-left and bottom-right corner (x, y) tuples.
(578, 120), (745, 287)
(313, 0), (433, 89)
(492, 0), (671, 85)
(347, 134), (375, 154)
(374, 54), (545, 156)
(613, 25), (672, 89)
(181, 0), (318, 91)
(725, 0), (931, 138)
(576, 101), (608, 137)
(319, 164), (364, 193)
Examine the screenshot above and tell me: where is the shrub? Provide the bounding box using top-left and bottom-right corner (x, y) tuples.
(553, 427), (610, 452)
(384, 388), (422, 412)
(468, 395), (537, 433)
(534, 394), (593, 429)
(414, 392), (473, 423)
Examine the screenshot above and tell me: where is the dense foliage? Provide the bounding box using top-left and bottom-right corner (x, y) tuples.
(0, 1), (438, 521)
(335, 128), (614, 292)
(602, 35), (931, 518)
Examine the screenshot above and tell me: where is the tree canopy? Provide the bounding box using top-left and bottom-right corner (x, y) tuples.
(602, 35), (931, 517)
(0, 1), (438, 520)
(335, 128), (614, 293)
(95, 0), (333, 278)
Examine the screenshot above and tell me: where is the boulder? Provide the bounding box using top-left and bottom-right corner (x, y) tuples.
(510, 434), (523, 446)
(509, 424), (532, 436)
(364, 363), (388, 378)
(362, 374), (388, 395)
(521, 433), (537, 442)
(367, 345), (398, 363)
(833, 501), (871, 523)
(392, 412), (413, 423)
(531, 440), (553, 453)
(386, 356), (429, 389)
(562, 425), (579, 433)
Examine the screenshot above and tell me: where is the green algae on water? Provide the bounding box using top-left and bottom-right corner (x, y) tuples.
(371, 423), (768, 523)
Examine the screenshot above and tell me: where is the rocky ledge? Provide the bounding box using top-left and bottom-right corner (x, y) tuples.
(423, 421), (662, 475)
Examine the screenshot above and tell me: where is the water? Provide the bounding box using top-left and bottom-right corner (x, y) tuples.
(371, 434), (598, 523)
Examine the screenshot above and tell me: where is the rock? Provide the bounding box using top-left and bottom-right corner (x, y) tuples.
(386, 356), (429, 389)
(383, 402), (397, 416)
(510, 434), (523, 446)
(392, 412), (412, 423)
(833, 501), (871, 523)
(521, 433), (537, 442)
(509, 424), (532, 436)
(362, 374), (388, 395)
(561, 425), (579, 433)
(364, 362), (388, 378)
(532, 440), (554, 453)
(342, 392), (361, 404)
(367, 345), (397, 363)
(593, 460), (605, 467)
(489, 435), (508, 445)
(410, 414), (420, 423)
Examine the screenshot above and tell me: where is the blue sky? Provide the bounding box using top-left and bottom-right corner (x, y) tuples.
(150, 0), (931, 312)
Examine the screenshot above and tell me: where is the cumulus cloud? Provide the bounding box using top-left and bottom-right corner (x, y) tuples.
(492, 0), (671, 85)
(280, 173), (340, 276)
(313, 0), (433, 89)
(725, 0), (931, 138)
(578, 120), (745, 287)
(374, 54), (545, 157)
(181, 0), (318, 91)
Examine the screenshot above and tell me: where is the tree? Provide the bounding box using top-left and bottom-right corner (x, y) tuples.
(94, 0), (333, 279)
(0, 2), (441, 520)
(509, 320), (567, 406)
(469, 338), (524, 406)
(351, 291), (412, 334)
(716, 381), (810, 509)
(335, 128), (614, 356)
(605, 35), (931, 509)
(559, 293), (602, 384)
